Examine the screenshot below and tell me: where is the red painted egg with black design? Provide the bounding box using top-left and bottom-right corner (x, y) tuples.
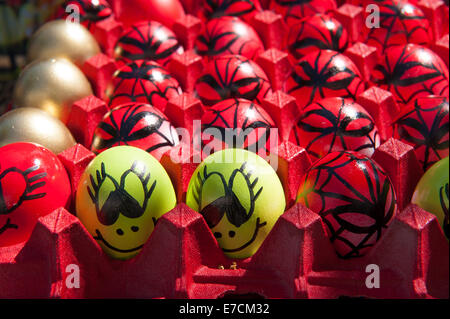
(286, 14), (349, 60)
(54, 0), (113, 31)
(201, 98), (278, 158)
(364, 0), (431, 54)
(196, 16), (264, 61)
(91, 103), (179, 160)
(270, 0), (337, 28)
(284, 50), (365, 109)
(195, 54), (272, 106)
(371, 44), (449, 106)
(202, 0), (262, 22)
(0, 142), (71, 247)
(291, 97), (380, 160)
(393, 96), (449, 171)
(296, 151), (397, 259)
(115, 21), (183, 67)
(106, 60), (183, 112)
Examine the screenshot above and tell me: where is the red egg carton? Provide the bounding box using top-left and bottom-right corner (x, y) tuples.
(0, 139), (448, 299)
(1, 0), (449, 300)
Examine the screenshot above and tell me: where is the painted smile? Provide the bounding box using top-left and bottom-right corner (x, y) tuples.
(221, 217), (267, 253)
(93, 229), (144, 253)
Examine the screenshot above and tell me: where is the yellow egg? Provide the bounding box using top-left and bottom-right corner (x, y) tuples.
(76, 146), (177, 260)
(186, 149), (286, 259)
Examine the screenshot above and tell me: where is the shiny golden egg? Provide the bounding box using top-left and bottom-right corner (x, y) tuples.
(27, 19), (101, 67)
(12, 58), (93, 123)
(0, 107), (77, 154)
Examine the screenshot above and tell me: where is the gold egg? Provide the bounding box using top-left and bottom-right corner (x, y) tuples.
(0, 107), (76, 154)
(12, 58), (93, 123)
(27, 19), (101, 67)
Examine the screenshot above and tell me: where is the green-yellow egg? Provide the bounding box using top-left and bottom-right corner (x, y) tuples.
(76, 146), (177, 260)
(186, 149), (286, 259)
(412, 156), (449, 239)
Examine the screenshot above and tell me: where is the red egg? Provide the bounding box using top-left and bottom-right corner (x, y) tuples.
(286, 14), (349, 60)
(0, 142), (71, 247)
(201, 98), (278, 157)
(372, 44), (449, 106)
(285, 50), (365, 109)
(296, 151), (397, 259)
(115, 21), (183, 67)
(291, 97), (380, 160)
(201, 0), (262, 22)
(91, 102), (179, 160)
(112, 0), (185, 29)
(107, 60), (183, 111)
(54, 0), (113, 31)
(364, 0), (431, 54)
(270, 0), (337, 28)
(196, 16), (264, 61)
(393, 96), (449, 171)
(195, 54), (272, 106)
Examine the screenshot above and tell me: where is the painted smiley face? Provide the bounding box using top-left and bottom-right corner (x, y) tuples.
(186, 149), (286, 259)
(76, 146), (177, 260)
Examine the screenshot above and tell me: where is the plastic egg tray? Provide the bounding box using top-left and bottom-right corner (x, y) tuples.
(0, 0), (448, 299)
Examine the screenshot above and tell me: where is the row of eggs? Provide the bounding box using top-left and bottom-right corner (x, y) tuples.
(0, 140), (448, 261)
(0, 0), (448, 263)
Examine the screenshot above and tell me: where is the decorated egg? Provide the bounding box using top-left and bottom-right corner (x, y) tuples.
(115, 21), (183, 67)
(364, 0), (431, 54)
(296, 151), (397, 258)
(412, 156), (449, 239)
(0, 142), (71, 247)
(186, 149), (286, 259)
(372, 44), (449, 106)
(270, 0), (337, 27)
(393, 96), (449, 171)
(76, 146), (177, 260)
(106, 60), (183, 111)
(285, 50), (365, 109)
(113, 0), (185, 29)
(26, 19), (101, 67)
(286, 14), (349, 60)
(291, 97), (380, 160)
(195, 54), (272, 106)
(0, 107), (76, 155)
(54, 0), (113, 31)
(13, 58), (93, 124)
(196, 16), (264, 61)
(91, 103), (179, 160)
(201, 98), (278, 158)
(202, 0), (262, 22)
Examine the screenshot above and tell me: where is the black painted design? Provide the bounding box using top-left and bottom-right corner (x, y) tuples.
(287, 51), (363, 107)
(192, 162), (263, 228)
(109, 60), (181, 107)
(372, 45), (449, 105)
(295, 99), (378, 158)
(297, 152), (396, 259)
(205, 0), (257, 18)
(93, 103), (177, 153)
(366, 2), (429, 53)
(116, 22), (180, 63)
(196, 56), (271, 106)
(202, 99), (274, 152)
(65, 0), (111, 29)
(395, 97), (449, 170)
(0, 164), (47, 234)
(87, 161), (157, 226)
